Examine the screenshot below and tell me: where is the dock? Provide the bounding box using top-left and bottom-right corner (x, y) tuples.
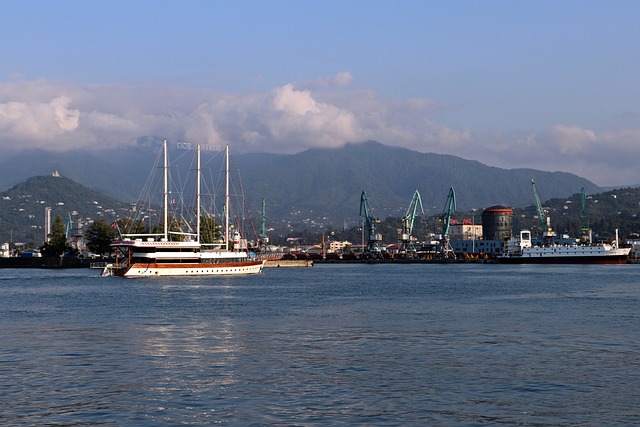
(264, 259), (313, 268)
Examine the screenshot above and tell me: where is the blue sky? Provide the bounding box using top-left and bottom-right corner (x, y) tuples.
(1, 1), (639, 186)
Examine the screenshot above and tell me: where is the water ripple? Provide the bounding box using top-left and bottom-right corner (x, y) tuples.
(1, 265), (639, 425)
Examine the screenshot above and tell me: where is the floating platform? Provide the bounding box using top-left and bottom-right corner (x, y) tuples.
(264, 259), (313, 268)
(0, 256), (94, 268)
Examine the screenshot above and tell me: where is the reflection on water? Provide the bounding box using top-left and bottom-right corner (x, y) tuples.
(0, 265), (639, 425)
(131, 319), (242, 424)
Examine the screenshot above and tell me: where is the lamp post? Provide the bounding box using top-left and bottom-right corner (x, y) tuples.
(472, 209), (477, 253)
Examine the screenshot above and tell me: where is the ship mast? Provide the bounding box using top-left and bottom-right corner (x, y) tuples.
(225, 144), (230, 250)
(163, 139), (168, 241)
(196, 143), (201, 243)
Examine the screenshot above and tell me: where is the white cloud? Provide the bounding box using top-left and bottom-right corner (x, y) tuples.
(0, 78), (453, 154)
(269, 84), (320, 115)
(0, 78), (639, 185)
(301, 72), (355, 89)
(50, 96), (80, 131)
(83, 110), (139, 134)
(182, 104), (224, 148)
(468, 126), (640, 186)
(259, 84), (360, 150)
(331, 72), (354, 87)
(550, 124), (596, 155)
(0, 96), (80, 147)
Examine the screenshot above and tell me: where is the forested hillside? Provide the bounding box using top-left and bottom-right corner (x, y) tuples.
(0, 176), (131, 245)
(239, 141), (601, 228)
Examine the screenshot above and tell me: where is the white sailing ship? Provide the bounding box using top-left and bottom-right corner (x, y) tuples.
(102, 141), (264, 277)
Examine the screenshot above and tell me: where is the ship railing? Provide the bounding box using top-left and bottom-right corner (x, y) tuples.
(108, 262), (128, 269)
(90, 262), (108, 269)
(91, 261), (129, 269)
(256, 252), (285, 261)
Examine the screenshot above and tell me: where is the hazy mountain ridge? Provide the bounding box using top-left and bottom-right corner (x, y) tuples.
(0, 141), (605, 231)
(237, 142), (601, 226)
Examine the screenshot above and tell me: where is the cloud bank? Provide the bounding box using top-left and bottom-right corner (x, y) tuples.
(0, 74), (638, 186)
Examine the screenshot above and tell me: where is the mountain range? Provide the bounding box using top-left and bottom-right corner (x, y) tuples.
(0, 140), (605, 232)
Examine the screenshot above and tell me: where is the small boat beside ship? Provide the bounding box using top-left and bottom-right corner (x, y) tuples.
(494, 229), (631, 264)
(102, 141), (264, 277)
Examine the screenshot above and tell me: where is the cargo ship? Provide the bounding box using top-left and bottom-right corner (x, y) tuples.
(494, 230), (631, 264)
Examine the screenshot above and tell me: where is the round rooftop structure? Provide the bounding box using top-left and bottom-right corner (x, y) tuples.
(482, 205), (513, 241)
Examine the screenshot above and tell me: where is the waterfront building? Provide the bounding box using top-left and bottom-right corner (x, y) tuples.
(482, 205), (513, 241)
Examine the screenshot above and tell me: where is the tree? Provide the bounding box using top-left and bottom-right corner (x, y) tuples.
(119, 218), (150, 235)
(152, 215), (184, 241)
(41, 215), (73, 257)
(200, 215), (222, 244)
(85, 220), (118, 255)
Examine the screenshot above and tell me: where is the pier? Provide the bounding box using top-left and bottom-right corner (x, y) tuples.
(264, 259), (313, 268)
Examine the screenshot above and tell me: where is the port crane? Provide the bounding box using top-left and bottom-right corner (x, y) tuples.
(531, 179), (556, 242)
(579, 187), (591, 242)
(65, 213), (73, 239)
(399, 189), (424, 257)
(259, 197), (269, 250)
(359, 190), (383, 258)
(437, 186), (456, 259)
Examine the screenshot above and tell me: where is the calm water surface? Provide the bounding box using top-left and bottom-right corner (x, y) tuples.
(1, 264), (639, 426)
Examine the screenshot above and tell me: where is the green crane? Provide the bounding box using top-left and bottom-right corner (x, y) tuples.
(437, 187), (456, 259)
(440, 187), (456, 237)
(359, 190), (382, 257)
(400, 189), (424, 256)
(260, 197), (269, 249)
(65, 213), (73, 239)
(531, 178), (556, 242)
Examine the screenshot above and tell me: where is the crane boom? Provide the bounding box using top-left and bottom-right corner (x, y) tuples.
(435, 187), (456, 259)
(441, 187), (456, 236)
(531, 179), (546, 230)
(260, 197), (269, 247)
(402, 189), (424, 238)
(360, 190), (382, 256)
(399, 190), (424, 258)
(65, 213), (73, 239)
(531, 178), (556, 241)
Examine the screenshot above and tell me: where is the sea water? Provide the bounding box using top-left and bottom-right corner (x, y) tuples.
(0, 264), (639, 426)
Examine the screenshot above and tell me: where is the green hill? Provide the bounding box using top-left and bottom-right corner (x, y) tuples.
(0, 149), (141, 203)
(0, 175), (132, 245)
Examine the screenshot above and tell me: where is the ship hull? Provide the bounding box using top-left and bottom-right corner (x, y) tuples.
(494, 255), (629, 264)
(498, 229), (631, 265)
(111, 260), (264, 277)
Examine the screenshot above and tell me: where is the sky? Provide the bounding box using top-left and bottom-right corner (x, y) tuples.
(1, 1), (639, 186)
